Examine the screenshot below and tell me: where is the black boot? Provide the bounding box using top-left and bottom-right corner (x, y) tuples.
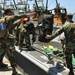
(12, 71), (17, 75)
(12, 67), (18, 75)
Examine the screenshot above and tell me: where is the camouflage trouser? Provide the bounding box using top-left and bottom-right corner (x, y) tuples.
(20, 25), (36, 47)
(0, 38), (16, 68)
(64, 48), (75, 72)
(20, 31), (31, 47)
(15, 29), (20, 46)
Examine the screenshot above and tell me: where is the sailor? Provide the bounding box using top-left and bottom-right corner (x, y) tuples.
(45, 14), (75, 75)
(60, 14), (74, 52)
(19, 17), (36, 48)
(14, 19), (22, 46)
(25, 22), (36, 46)
(0, 8), (18, 75)
(14, 18), (27, 48)
(13, 12), (36, 49)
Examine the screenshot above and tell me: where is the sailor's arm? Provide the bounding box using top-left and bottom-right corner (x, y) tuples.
(45, 27), (64, 40)
(13, 19), (21, 26)
(0, 12), (35, 23)
(0, 14), (28, 23)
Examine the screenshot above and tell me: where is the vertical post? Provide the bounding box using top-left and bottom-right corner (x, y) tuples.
(26, 0), (28, 12)
(13, 0), (17, 10)
(46, 0), (48, 11)
(35, 0), (39, 11)
(56, 0), (59, 8)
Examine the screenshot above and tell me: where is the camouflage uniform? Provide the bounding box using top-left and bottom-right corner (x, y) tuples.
(0, 35), (16, 68)
(0, 8), (28, 75)
(14, 18), (36, 48)
(60, 14), (74, 56)
(24, 22), (36, 47)
(0, 22), (17, 75)
(49, 22), (75, 75)
(14, 19), (23, 46)
(14, 20), (27, 47)
(19, 22), (36, 48)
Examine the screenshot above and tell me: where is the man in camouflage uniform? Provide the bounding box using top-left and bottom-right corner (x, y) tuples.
(14, 18), (36, 49)
(23, 22), (36, 48)
(14, 19), (27, 48)
(59, 14), (74, 53)
(0, 8), (18, 75)
(0, 9), (17, 75)
(45, 14), (75, 75)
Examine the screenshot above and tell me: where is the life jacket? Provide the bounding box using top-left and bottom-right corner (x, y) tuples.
(0, 23), (7, 38)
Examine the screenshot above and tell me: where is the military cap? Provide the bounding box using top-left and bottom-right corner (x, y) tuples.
(4, 8), (13, 15)
(66, 13), (73, 19)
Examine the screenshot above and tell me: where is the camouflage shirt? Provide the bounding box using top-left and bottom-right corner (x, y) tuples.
(50, 22), (75, 49)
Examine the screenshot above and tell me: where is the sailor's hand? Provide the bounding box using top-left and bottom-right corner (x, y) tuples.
(56, 53), (64, 57)
(56, 54), (60, 57)
(45, 34), (51, 39)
